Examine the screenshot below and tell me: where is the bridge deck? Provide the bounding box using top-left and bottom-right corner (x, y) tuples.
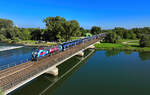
(0, 39), (101, 94)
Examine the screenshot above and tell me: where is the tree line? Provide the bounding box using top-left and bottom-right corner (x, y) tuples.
(0, 16), (150, 47)
(103, 27), (150, 47)
(0, 17), (102, 43)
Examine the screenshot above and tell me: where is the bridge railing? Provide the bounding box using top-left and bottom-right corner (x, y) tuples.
(1, 38), (101, 92)
(0, 58), (32, 71)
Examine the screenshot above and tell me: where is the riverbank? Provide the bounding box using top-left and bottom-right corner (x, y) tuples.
(0, 37), (83, 47)
(0, 40), (57, 47)
(94, 43), (150, 52)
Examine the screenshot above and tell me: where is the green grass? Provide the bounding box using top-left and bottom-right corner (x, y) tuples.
(18, 40), (37, 44)
(95, 43), (150, 52)
(94, 43), (124, 48)
(17, 40), (57, 46)
(71, 37), (83, 40)
(0, 88), (4, 95)
(119, 39), (139, 42)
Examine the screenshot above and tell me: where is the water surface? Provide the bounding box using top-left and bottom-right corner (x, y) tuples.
(0, 43), (33, 69)
(10, 50), (150, 95)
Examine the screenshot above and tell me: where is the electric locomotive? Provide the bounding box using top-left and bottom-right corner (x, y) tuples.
(32, 33), (105, 61)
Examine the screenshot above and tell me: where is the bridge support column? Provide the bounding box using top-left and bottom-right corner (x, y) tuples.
(87, 45), (95, 49)
(96, 41), (100, 44)
(46, 67), (58, 76)
(76, 51), (84, 56)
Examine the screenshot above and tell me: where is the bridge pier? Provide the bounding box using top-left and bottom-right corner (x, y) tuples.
(46, 67), (58, 76)
(76, 51), (84, 56)
(95, 41), (100, 44)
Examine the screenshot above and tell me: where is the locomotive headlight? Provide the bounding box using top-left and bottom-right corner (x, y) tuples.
(32, 52), (37, 55)
(34, 52), (37, 55)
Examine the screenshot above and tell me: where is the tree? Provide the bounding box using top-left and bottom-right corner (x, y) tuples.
(140, 35), (150, 47)
(91, 26), (101, 35)
(43, 16), (66, 41)
(130, 32), (137, 39)
(113, 27), (127, 39)
(43, 16), (80, 42)
(0, 34), (6, 41)
(105, 32), (119, 43)
(31, 28), (41, 40)
(0, 18), (13, 29)
(63, 20), (80, 41)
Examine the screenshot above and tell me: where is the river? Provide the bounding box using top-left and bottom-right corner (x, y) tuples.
(0, 43), (33, 69)
(7, 49), (150, 95)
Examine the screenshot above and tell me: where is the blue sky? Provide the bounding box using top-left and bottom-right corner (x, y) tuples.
(0, 0), (150, 29)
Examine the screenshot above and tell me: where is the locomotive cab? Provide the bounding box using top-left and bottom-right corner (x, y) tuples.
(32, 48), (39, 61)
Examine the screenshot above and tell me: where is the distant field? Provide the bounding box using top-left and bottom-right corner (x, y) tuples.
(95, 41), (150, 52)
(95, 43), (124, 48)
(119, 39), (139, 42)
(71, 37), (83, 40)
(119, 39), (140, 46)
(18, 40), (57, 46)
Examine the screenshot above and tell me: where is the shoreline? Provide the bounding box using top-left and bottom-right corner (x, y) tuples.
(0, 41), (57, 47)
(94, 43), (150, 52)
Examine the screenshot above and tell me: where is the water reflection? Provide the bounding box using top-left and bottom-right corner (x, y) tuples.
(138, 52), (150, 61)
(105, 50), (150, 61)
(123, 51), (133, 55)
(105, 50), (121, 57)
(10, 50), (93, 95)
(6, 49), (150, 95)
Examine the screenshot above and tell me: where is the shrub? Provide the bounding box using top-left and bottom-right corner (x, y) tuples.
(12, 37), (20, 43)
(0, 88), (4, 95)
(0, 34), (6, 41)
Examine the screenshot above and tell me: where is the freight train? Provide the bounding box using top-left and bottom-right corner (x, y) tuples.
(32, 33), (105, 61)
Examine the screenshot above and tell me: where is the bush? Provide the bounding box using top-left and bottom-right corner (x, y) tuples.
(0, 88), (4, 95)
(12, 37), (20, 43)
(0, 34), (6, 41)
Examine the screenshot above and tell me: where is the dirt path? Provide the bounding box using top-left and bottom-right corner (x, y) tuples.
(122, 40), (139, 44)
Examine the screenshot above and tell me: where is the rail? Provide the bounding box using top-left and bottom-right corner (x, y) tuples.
(0, 58), (32, 71)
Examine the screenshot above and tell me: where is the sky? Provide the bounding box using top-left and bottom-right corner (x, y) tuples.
(0, 0), (150, 29)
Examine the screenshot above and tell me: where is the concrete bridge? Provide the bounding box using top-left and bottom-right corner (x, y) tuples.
(0, 37), (104, 95)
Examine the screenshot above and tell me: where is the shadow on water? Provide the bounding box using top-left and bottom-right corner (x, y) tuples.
(9, 49), (95, 95)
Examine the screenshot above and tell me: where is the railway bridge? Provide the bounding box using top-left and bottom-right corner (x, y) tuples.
(0, 37), (104, 95)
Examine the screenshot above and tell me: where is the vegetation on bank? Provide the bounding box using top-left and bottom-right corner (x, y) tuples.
(95, 42), (150, 52)
(0, 17), (100, 45)
(0, 17), (150, 48)
(0, 88), (4, 95)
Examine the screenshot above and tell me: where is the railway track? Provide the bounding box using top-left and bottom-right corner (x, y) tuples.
(0, 39), (99, 92)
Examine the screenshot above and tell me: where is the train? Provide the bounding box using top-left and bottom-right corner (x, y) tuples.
(32, 33), (105, 61)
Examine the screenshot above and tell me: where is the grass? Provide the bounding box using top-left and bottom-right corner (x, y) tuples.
(95, 42), (150, 52)
(17, 40), (57, 46)
(119, 39), (139, 42)
(71, 37), (83, 40)
(94, 43), (124, 48)
(0, 88), (4, 95)
(119, 39), (139, 46)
